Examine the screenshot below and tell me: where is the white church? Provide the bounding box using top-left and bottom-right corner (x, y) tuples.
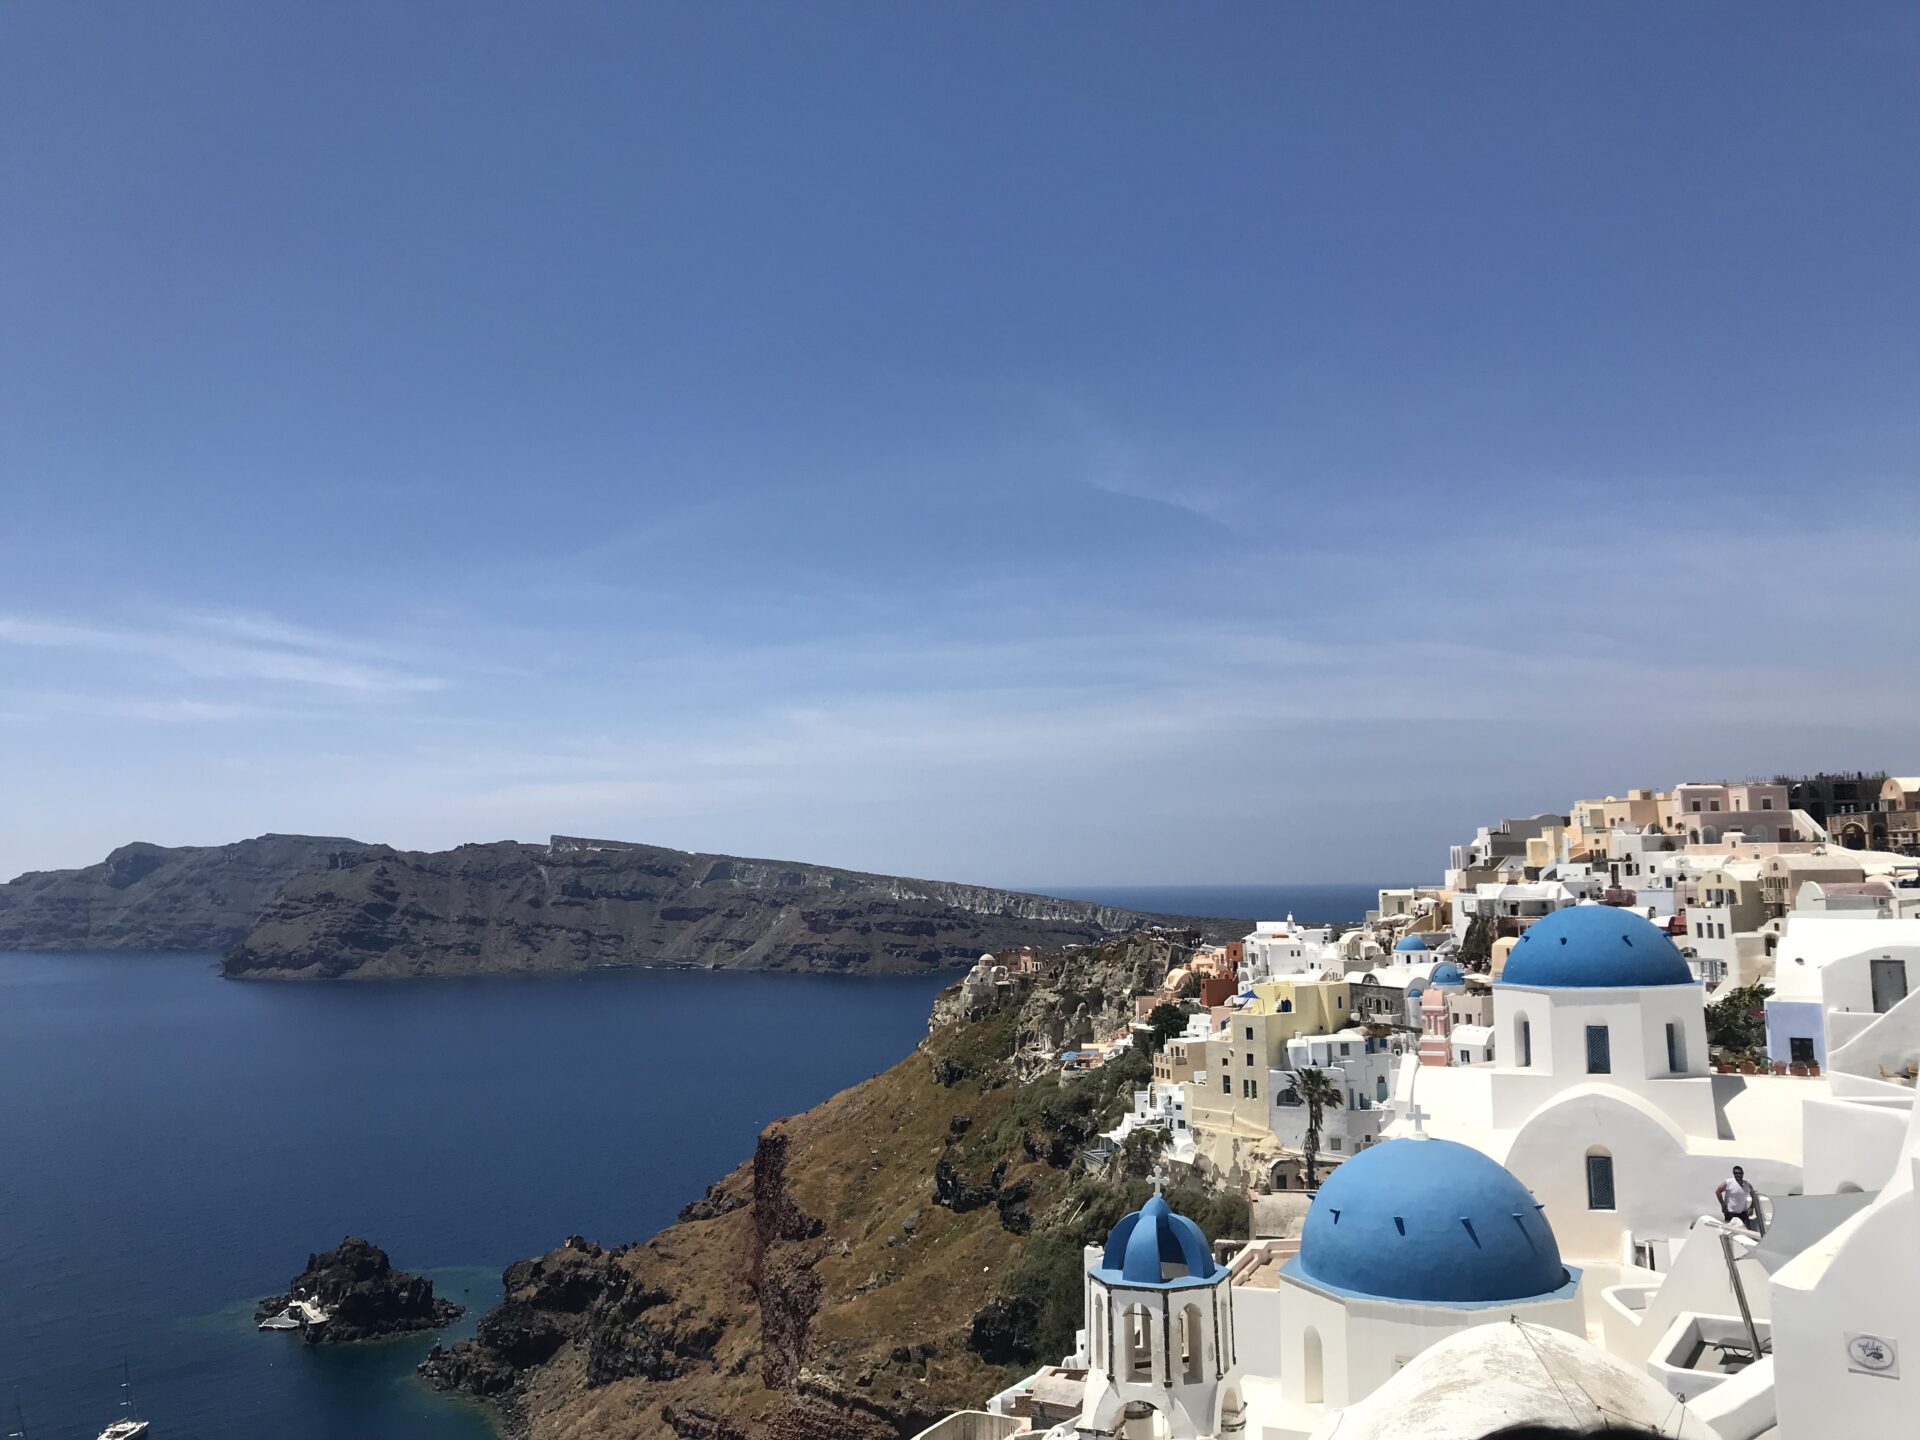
(1387, 904), (1808, 1268)
(981, 1139), (1712, 1439)
(917, 899), (1920, 1440)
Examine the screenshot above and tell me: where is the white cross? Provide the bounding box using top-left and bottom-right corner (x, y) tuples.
(1403, 1098), (1431, 1137)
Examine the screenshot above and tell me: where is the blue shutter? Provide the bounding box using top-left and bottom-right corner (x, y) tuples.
(1586, 1025), (1611, 1074)
(1586, 1153), (1616, 1209)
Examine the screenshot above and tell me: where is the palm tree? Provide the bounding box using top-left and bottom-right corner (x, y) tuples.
(1291, 1066), (1344, 1189)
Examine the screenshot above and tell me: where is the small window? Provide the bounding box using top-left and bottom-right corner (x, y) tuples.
(1245, 1026), (1254, 1041)
(1790, 1036), (1815, 1063)
(1248, 1079), (1258, 1100)
(1586, 1025), (1611, 1075)
(1587, 1151), (1616, 1209)
(1459, 1049), (1470, 1063)
(1330, 1137), (1341, 1151)
(1666, 1021), (1684, 1073)
(1221, 1074), (1230, 1094)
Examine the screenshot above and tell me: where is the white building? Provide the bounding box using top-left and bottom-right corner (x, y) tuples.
(1267, 1028), (1401, 1163)
(1451, 872), (1604, 942)
(1389, 904), (1813, 1268)
(988, 1140), (1624, 1440)
(1764, 916), (1920, 1073)
(1241, 919), (1338, 983)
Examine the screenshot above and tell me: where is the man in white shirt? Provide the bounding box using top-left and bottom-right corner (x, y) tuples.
(1716, 1165), (1760, 1232)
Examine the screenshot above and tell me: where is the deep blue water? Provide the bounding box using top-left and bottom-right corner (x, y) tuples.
(0, 954), (950, 1439)
(1044, 883), (1390, 925)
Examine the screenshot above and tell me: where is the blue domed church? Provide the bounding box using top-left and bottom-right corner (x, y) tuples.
(1387, 903), (1803, 1268)
(1069, 1146), (1583, 1437)
(1261, 1138), (1583, 1418)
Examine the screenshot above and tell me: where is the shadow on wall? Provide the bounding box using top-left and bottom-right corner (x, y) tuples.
(1485, 1429), (1665, 1439)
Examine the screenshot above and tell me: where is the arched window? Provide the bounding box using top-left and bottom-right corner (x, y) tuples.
(1375, 1076), (1388, 1102)
(1220, 1386), (1244, 1425)
(1280, 998), (1292, 1013)
(1585, 1024), (1611, 1074)
(1302, 1325), (1325, 1405)
(1665, 1020), (1685, 1074)
(1515, 1014), (1532, 1067)
(1091, 1290), (1107, 1370)
(1124, 1303), (1155, 1381)
(1586, 1148), (1616, 1210)
(1181, 1302), (1205, 1383)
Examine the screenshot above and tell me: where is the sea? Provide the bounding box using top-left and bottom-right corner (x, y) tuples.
(0, 954), (951, 1440)
(0, 884), (1376, 1438)
(1045, 882), (1385, 926)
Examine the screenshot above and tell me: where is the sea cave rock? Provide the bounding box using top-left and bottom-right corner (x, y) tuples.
(256, 1235), (462, 1344)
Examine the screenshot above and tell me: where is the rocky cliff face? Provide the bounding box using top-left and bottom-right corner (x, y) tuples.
(419, 936), (1247, 1439)
(0, 834), (363, 953)
(223, 837), (1221, 980)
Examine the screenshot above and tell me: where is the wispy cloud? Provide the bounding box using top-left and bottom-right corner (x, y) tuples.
(0, 609), (445, 698)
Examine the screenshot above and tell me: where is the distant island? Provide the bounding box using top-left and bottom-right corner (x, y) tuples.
(0, 833), (1234, 979)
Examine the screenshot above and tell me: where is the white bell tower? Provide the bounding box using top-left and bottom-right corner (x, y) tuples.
(1077, 1185), (1237, 1438)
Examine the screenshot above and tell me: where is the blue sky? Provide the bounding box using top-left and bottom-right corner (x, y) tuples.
(3, 4), (1918, 887)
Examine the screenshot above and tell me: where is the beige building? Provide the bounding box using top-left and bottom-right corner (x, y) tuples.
(1185, 975), (1354, 1185)
(1567, 790), (1668, 862)
(1153, 1033), (1205, 1088)
(1760, 853), (1880, 919)
(1881, 777), (1920, 850)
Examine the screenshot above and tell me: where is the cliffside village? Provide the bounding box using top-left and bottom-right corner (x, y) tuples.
(917, 772), (1920, 1440)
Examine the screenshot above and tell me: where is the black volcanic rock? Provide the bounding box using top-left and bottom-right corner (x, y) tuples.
(257, 1236), (461, 1344)
(0, 834), (365, 952)
(222, 834), (1224, 980)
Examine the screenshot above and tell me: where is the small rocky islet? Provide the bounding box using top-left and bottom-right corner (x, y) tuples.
(256, 1236), (462, 1344)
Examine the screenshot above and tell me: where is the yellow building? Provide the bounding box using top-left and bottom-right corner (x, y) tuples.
(1186, 974), (1353, 1183)
(1523, 821), (1569, 871)
(1566, 789), (1668, 862)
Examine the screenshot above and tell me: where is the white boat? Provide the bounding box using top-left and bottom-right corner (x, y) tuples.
(96, 1362), (148, 1440)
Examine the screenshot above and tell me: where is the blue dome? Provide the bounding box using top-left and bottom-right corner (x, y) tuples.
(1291, 1139), (1569, 1305)
(1393, 933), (1430, 952)
(1099, 1193), (1222, 1287)
(1428, 961), (1465, 986)
(1499, 905), (1695, 989)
